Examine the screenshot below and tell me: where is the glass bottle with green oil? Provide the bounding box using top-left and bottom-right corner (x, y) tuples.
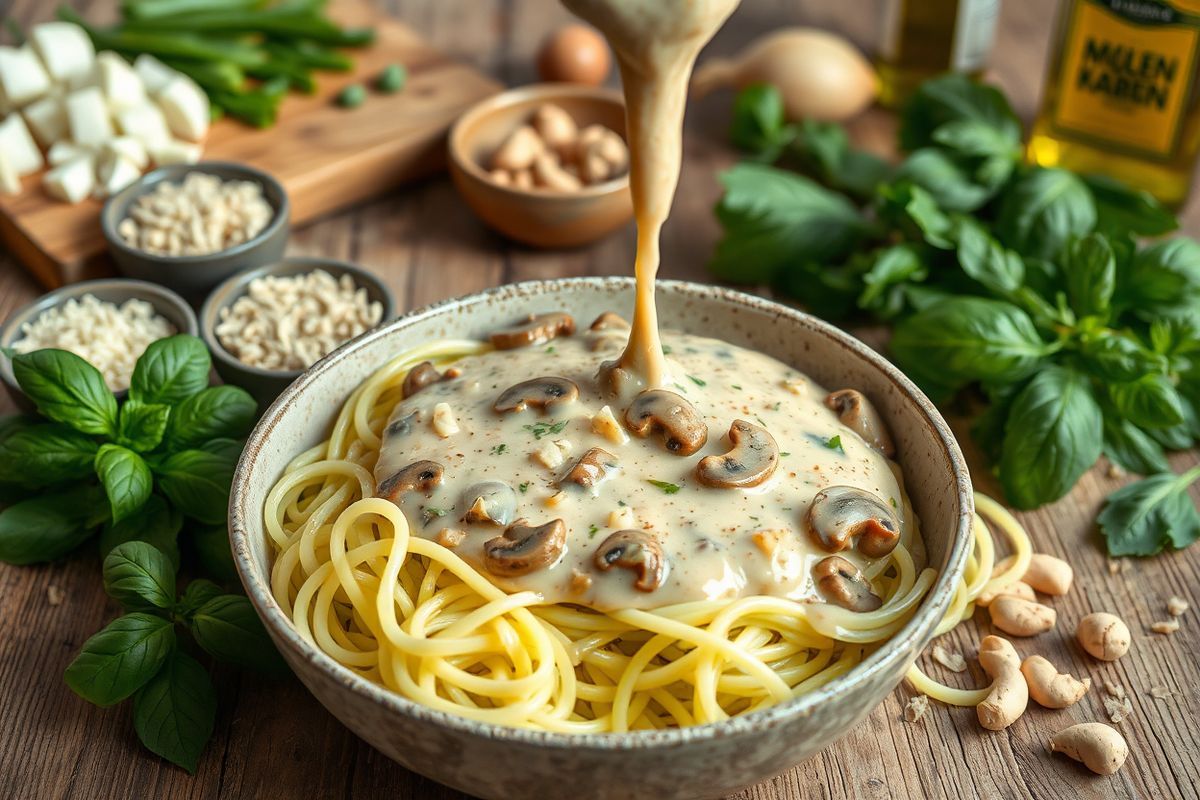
(1028, 0), (1200, 208)
(877, 0), (1002, 108)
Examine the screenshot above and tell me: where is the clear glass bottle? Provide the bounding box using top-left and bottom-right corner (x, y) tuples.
(877, 0), (1002, 108)
(1027, 0), (1200, 208)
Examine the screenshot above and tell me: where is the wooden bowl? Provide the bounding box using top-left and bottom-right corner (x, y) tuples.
(448, 84), (633, 247)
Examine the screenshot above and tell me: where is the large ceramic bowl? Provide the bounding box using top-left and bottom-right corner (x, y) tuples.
(229, 277), (973, 800)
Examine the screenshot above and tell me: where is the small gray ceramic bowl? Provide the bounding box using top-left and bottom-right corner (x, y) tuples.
(0, 278), (199, 408)
(199, 257), (396, 408)
(101, 161), (290, 302)
(229, 277), (974, 800)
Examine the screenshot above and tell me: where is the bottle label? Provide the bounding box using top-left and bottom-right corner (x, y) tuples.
(951, 0), (1001, 71)
(1052, 0), (1200, 160)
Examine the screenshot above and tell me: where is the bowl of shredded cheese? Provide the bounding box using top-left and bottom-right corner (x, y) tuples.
(0, 278), (199, 407)
(199, 258), (395, 406)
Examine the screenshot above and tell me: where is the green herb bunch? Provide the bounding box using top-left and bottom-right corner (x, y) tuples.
(0, 334), (277, 770)
(712, 76), (1200, 556)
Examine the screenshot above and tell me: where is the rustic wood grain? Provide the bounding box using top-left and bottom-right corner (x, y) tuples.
(1, 2), (1198, 799)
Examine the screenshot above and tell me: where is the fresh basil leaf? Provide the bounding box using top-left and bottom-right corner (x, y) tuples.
(0, 423), (98, 487)
(894, 149), (993, 213)
(11, 349), (117, 437)
(190, 522), (239, 585)
(889, 297), (1050, 393)
(1084, 174), (1178, 237)
(164, 386), (257, 451)
(710, 163), (870, 284)
(954, 217), (1024, 297)
(133, 649), (216, 774)
(0, 414), (38, 445)
(95, 444), (153, 524)
(64, 612), (176, 706)
(1098, 466), (1200, 556)
(876, 181), (954, 248)
(1103, 416), (1171, 476)
(1108, 373), (1185, 429)
(729, 83), (795, 161)
(0, 485), (105, 565)
(899, 73), (1021, 153)
(858, 244), (928, 318)
(103, 542), (176, 611)
(999, 366), (1103, 509)
(931, 117), (1021, 162)
(129, 335), (211, 406)
(99, 494), (183, 569)
(1126, 238), (1200, 313)
(190, 594), (286, 674)
(176, 579), (224, 618)
(155, 448), (236, 524)
(1078, 333), (1165, 382)
(1064, 233), (1115, 320)
(971, 381), (1020, 464)
(118, 400), (170, 453)
(199, 437), (244, 461)
(775, 259), (867, 319)
(996, 167), (1096, 260)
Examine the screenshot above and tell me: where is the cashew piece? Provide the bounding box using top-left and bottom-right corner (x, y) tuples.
(1022, 553), (1073, 595)
(813, 555), (882, 612)
(696, 419), (779, 489)
(1076, 612), (1130, 661)
(531, 103), (578, 155)
(489, 312), (575, 350)
(975, 579), (1036, 608)
(403, 361), (447, 397)
(824, 389), (895, 457)
(1049, 723), (1129, 775)
(532, 151), (583, 192)
(1020, 655), (1090, 708)
(377, 460), (444, 501)
(491, 125), (544, 171)
(593, 530), (666, 592)
(483, 518), (567, 576)
(805, 485), (902, 557)
(976, 635), (1027, 731)
(623, 389), (708, 456)
(494, 376), (579, 414)
(989, 596), (1056, 637)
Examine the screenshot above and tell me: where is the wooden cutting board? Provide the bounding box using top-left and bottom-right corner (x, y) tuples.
(0, 1), (502, 288)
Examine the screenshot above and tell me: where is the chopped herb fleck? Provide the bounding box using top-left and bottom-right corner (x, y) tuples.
(890, 497), (898, 508)
(421, 506), (447, 525)
(748, 515), (760, 523)
(647, 479), (681, 494)
(772, 402), (781, 411)
(688, 374), (707, 387)
(755, 416), (768, 428)
(825, 435), (844, 453)
(662, 345), (673, 355)
(524, 420), (569, 440)
(780, 451), (791, 457)
(618, 500), (627, 507)
(490, 443), (508, 455)
(519, 482), (531, 494)
(587, 523), (600, 538)
(545, 345), (556, 354)
(673, 383), (689, 394)
(731, 384), (742, 390)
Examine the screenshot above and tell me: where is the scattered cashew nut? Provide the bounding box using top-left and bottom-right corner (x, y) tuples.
(491, 125), (544, 171)
(989, 595), (1056, 637)
(975, 578), (1036, 608)
(1077, 612), (1130, 661)
(1049, 723), (1129, 775)
(695, 419), (779, 489)
(1022, 553), (1074, 595)
(1020, 655), (1090, 708)
(976, 635), (1027, 731)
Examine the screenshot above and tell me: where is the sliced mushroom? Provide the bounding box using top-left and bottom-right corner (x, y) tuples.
(458, 481), (517, 527)
(597, 358), (636, 394)
(384, 410), (419, 438)
(813, 555), (883, 612)
(403, 361), (447, 397)
(805, 486), (901, 558)
(589, 311), (630, 331)
(494, 376), (579, 414)
(695, 420), (779, 489)
(559, 447), (619, 491)
(490, 312), (575, 350)
(483, 518), (567, 576)
(593, 530), (666, 592)
(623, 389), (708, 456)
(377, 460), (444, 501)
(825, 389), (895, 458)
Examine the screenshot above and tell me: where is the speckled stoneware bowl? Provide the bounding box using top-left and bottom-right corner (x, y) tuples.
(229, 277), (974, 800)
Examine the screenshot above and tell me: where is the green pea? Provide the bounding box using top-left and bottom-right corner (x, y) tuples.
(337, 84), (367, 108)
(377, 63), (407, 94)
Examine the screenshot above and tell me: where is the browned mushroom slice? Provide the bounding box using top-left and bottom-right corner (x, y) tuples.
(623, 389), (708, 456)
(805, 485), (901, 557)
(494, 376), (579, 414)
(824, 389), (895, 458)
(489, 312), (575, 350)
(813, 555), (883, 612)
(559, 447), (619, 491)
(459, 481), (517, 527)
(377, 460), (444, 501)
(483, 518), (567, 576)
(695, 420), (779, 489)
(403, 361), (447, 397)
(589, 311), (630, 331)
(593, 530), (666, 592)
(597, 358), (636, 395)
(384, 410), (419, 438)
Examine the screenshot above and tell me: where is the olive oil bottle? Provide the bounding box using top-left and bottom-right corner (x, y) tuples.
(878, 0), (1002, 108)
(1028, 0), (1200, 208)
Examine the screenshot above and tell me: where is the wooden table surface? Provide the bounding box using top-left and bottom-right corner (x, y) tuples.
(1, 2), (1198, 799)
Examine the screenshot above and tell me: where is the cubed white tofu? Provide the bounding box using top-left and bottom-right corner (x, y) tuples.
(65, 86), (114, 146)
(0, 46), (52, 108)
(0, 114), (44, 175)
(22, 95), (66, 147)
(43, 155), (94, 203)
(148, 138), (202, 166)
(116, 103), (171, 148)
(0, 149), (20, 195)
(133, 54), (179, 96)
(97, 52), (146, 112)
(156, 76), (208, 142)
(30, 22), (96, 89)
(100, 136), (148, 170)
(96, 153), (141, 197)
(47, 141), (94, 166)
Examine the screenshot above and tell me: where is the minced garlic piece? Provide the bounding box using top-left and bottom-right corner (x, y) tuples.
(435, 528), (466, 548)
(432, 403), (459, 438)
(591, 405), (628, 445)
(533, 439), (572, 469)
(608, 506), (636, 528)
